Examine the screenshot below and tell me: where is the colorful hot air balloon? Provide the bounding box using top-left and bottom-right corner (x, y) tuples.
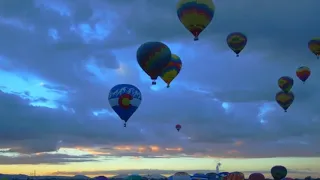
(176, 124), (182, 131)
(276, 91), (294, 112)
(108, 84), (142, 127)
(248, 173), (265, 180)
(177, 0), (215, 41)
(308, 38), (320, 59)
(137, 42), (172, 85)
(296, 66), (311, 83)
(271, 165), (287, 180)
(225, 172), (244, 180)
(160, 54), (182, 88)
(278, 76), (294, 93)
(226, 32), (247, 57)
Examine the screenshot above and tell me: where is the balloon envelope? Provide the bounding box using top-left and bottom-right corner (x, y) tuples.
(225, 172), (244, 180)
(192, 173), (208, 180)
(296, 66), (311, 83)
(308, 38), (320, 58)
(94, 176), (108, 180)
(126, 175), (142, 180)
(278, 76), (294, 93)
(275, 91), (294, 112)
(173, 172), (191, 180)
(226, 32), (247, 56)
(248, 173), (265, 180)
(176, 124), (182, 131)
(108, 84), (142, 127)
(136, 42), (172, 84)
(160, 54), (182, 88)
(177, 0), (215, 41)
(271, 165), (287, 180)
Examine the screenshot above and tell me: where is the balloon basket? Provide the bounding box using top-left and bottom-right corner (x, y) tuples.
(152, 81), (156, 85)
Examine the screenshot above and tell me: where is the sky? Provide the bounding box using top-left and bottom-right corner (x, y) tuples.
(0, 0), (319, 178)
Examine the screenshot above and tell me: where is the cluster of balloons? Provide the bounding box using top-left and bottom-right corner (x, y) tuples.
(170, 165), (289, 180)
(276, 67), (311, 112)
(108, 0), (320, 127)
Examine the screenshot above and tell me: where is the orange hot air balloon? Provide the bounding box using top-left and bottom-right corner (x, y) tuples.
(296, 66), (311, 83)
(225, 172), (244, 180)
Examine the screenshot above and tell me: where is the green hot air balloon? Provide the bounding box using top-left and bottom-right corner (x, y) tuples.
(271, 165), (287, 180)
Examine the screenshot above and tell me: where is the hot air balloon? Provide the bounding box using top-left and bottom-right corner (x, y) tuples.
(248, 173), (265, 180)
(192, 173), (208, 180)
(283, 178), (294, 180)
(276, 91), (294, 112)
(206, 173), (217, 180)
(126, 175), (142, 180)
(271, 165), (287, 180)
(308, 38), (320, 59)
(296, 66), (311, 83)
(161, 54), (182, 88)
(217, 172), (229, 180)
(225, 172), (244, 180)
(137, 42), (172, 85)
(278, 76), (294, 93)
(177, 0), (215, 41)
(176, 124), (182, 131)
(226, 32), (247, 57)
(95, 176), (108, 180)
(173, 172), (191, 180)
(108, 84), (142, 127)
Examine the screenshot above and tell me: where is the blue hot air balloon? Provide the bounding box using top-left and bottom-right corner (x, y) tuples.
(108, 84), (142, 127)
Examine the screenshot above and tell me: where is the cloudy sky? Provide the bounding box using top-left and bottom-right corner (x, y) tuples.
(0, 0), (319, 178)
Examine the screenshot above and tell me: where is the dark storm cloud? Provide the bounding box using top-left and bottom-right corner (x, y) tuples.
(0, 153), (97, 164)
(0, 0), (319, 165)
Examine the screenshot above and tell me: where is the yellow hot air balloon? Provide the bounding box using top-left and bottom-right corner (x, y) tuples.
(160, 54), (182, 88)
(308, 38), (320, 59)
(177, 0), (215, 41)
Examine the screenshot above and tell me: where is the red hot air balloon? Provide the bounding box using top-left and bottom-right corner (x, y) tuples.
(248, 173), (265, 180)
(296, 66), (311, 83)
(176, 124), (181, 131)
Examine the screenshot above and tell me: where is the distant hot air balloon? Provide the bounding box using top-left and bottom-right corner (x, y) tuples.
(176, 124), (182, 131)
(271, 165), (287, 180)
(296, 66), (311, 83)
(308, 38), (320, 59)
(177, 0), (215, 41)
(248, 173), (265, 180)
(173, 172), (191, 180)
(161, 54), (182, 88)
(275, 91), (294, 112)
(137, 42), (172, 85)
(278, 76), (294, 93)
(226, 32), (247, 57)
(225, 172), (244, 180)
(108, 84), (142, 127)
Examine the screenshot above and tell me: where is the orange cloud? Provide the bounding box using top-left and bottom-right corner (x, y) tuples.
(234, 141), (243, 146)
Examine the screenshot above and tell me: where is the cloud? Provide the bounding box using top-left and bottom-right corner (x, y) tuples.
(0, 153), (97, 164)
(0, 0), (319, 173)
